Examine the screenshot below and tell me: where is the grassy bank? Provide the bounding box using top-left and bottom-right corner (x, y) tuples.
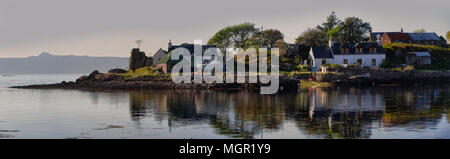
(300, 80), (331, 89)
(116, 67), (170, 79)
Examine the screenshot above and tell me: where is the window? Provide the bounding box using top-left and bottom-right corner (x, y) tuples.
(341, 48), (349, 53)
(372, 59), (376, 66)
(357, 48), (363, 53)
(322, 59), (327, 65)
(343, 59), (348, 64)
(370, 48), (377, 52)
(357, 59), (362, 65)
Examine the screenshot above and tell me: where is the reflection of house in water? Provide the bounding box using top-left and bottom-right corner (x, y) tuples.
(124, 84), (450, 139)
(294, 87), (386, 138)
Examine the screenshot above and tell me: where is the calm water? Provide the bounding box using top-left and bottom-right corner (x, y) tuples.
(0, 74), (449, 139)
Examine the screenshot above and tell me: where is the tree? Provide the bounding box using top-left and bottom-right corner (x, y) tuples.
(207, 28), (232, 54)
(317, 11), (341, 34)
(295, 28), (327, 47)
(413, 28), (426, 33)
(295, 11), (341, 47)
(446, 31), (450, 42)
(208, 22), (259, 51)
(135, 40), (143, 49)
(248, 29), (284, 48)
(326, 26), (341, 40)
(339, 17), (371, 43)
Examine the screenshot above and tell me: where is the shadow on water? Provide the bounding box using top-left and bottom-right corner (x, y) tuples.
(125, 84), (450, 139)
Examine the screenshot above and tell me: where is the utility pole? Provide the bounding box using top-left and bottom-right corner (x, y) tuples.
(260, 26), (264, 48)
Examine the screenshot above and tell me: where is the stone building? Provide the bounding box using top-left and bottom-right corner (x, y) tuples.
(129, 48), (152, 71)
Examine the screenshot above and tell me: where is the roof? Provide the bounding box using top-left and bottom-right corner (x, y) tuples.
(311, 47), (333, 58)
(168, 43), (216, 54)
(152, 48), (168, 56)
(384, 33), (412, 41)
(408, 33), (441, 41)
(407, 52), (431, 57)
(331, 42), (383, 54)
(371, 32), (400, 41)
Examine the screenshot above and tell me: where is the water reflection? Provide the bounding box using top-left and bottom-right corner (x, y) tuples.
(126, 84), (450, 139)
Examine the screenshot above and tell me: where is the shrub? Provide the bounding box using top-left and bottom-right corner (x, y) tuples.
(322, 63), (342, 68)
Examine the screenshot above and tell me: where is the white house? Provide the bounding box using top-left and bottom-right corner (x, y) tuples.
(309, 39), (386, 67)
(152, 48), (168, 67)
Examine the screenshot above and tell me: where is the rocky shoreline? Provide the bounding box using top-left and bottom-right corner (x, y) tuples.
(10, 68), (450, 91)
(10, 71), (301, 91)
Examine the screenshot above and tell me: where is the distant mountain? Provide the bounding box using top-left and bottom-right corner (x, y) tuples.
(0, 52), (129, 74)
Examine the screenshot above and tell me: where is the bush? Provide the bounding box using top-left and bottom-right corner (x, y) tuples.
(322, 63), (342, 68)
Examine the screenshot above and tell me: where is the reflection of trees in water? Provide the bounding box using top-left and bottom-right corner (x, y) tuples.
(127, 84), (450, 138)
(380, 85), (450, 127)
(210, 91), (287, 139)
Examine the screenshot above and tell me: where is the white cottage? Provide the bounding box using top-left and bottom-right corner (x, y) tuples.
(309, 39), (386, 67)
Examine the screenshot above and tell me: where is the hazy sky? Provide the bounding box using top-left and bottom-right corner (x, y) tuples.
(0, 0), (449, 58)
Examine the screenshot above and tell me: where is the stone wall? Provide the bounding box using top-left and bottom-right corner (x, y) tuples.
(314, 67), (450, 84)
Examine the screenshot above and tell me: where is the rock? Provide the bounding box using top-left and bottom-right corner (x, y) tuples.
(76, 75), (88, 83)
(87, 70), (101, 79)
(108, 68), (127, 74)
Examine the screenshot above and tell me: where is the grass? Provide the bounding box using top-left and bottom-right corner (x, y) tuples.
(300, 80), (331, 89)
(116, 66), (170, 79)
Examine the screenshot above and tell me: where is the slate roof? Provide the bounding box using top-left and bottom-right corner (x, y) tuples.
(311, 47), (333, 58)
(331, 42), (383, 54)
(407, 52), (431, 57)
(168, 43), (216, 54)
(407, 33), (441, 41)
(153, 48), (168, 56)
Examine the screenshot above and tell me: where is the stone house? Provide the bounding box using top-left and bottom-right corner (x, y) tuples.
(309, 39), (386, 67)
(381, 32), (412, 46)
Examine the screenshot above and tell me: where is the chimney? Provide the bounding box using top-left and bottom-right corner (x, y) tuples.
(168, 39), (172, 50)
(401, 27), (404, 33)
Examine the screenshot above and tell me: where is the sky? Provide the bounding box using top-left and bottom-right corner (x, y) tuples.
(0, 0), (449, 58)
